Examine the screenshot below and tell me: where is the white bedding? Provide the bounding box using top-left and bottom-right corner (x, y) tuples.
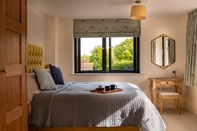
(28, 73), (41, 115)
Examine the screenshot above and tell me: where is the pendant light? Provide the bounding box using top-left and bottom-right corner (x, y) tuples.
(130, 0), (146, 20)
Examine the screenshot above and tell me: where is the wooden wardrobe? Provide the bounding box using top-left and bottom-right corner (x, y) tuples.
(0, 0), (28, 131)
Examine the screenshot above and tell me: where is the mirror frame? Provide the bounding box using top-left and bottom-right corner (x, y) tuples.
(151, 34), (176, 69)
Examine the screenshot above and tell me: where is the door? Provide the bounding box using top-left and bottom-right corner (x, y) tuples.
(0, 0), (27, 131)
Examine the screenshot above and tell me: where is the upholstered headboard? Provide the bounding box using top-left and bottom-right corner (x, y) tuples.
(27, 44), (43, 73)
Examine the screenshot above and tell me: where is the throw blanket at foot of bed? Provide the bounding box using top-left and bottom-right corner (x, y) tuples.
(30, 82), (166, 131)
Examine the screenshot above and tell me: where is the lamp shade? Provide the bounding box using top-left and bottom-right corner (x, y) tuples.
(130, 5), (146, 20)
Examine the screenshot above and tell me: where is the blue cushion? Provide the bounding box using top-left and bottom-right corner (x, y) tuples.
(49, 64), (64, 84)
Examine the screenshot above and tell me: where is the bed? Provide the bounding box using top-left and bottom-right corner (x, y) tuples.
(27, 44), (166, 131)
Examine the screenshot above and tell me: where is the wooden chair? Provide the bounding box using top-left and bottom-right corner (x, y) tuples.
(157, 86), (182, 115)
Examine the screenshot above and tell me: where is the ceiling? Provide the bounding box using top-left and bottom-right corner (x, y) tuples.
(27, 0), (197, 19)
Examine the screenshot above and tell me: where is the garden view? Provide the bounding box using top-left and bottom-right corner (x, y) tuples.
(80, 37), (134, 71)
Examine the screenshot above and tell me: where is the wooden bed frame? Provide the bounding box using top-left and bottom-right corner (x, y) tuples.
(27, 44), (140, 131)
(29, 125), (139, 131)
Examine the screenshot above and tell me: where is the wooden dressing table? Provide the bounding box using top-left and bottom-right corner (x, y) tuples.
(149, 78), (182, 107)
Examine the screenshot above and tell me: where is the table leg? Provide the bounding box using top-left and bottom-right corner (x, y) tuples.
(149, 81), (153, 102)
(152, 81), (157, 108)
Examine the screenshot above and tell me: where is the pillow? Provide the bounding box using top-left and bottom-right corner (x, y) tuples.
(49, 64), (64, 84)
(33, 68), (57, 90)
(27, 73), (41, 102)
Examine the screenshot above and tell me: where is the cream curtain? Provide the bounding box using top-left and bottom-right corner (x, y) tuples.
(73, 19), (140, 38)
(184, 9), (197, 87)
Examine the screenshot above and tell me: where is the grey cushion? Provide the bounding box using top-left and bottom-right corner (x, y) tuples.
(33, 68), (57, 90)
(49, 64), (64, 84)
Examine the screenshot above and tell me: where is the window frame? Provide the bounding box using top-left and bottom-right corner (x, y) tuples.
(74, 37), (140, 73)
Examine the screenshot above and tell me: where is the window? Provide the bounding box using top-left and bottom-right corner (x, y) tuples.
(74, 37), (140, 73)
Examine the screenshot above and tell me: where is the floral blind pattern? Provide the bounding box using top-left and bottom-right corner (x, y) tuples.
(73, 19), (140, 38)
(184, 9), (197, 87)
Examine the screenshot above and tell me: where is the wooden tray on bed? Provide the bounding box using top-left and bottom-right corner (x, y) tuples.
(90, 88), (122, 94)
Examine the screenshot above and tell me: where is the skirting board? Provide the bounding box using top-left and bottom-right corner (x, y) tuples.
(184, 103), (197, 115)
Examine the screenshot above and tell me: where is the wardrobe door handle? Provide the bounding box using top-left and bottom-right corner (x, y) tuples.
(1, 69), (7, 73)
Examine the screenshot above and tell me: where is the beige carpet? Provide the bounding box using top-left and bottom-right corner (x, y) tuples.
(161, 108), (197, 131)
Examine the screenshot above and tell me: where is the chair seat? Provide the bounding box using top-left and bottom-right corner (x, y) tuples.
(158, 92), (180, 96)
(157, 91), (182, 115)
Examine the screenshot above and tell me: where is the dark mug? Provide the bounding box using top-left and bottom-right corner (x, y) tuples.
(105, 86), (110, 91)
(110, 84), (117, 90)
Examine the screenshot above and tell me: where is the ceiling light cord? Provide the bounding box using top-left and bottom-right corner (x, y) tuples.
(135, 0), (141, 4)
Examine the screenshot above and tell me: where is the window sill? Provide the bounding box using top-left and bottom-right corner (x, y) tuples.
(69, 73), (144, 76)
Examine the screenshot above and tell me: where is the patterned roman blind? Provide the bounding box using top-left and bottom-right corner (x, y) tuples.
(73, 19), (140, 38)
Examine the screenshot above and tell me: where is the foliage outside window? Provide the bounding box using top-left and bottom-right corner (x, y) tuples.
(74, 37), (140, 73)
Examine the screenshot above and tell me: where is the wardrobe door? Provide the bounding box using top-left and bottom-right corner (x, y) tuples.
(0, 0), (27, 131)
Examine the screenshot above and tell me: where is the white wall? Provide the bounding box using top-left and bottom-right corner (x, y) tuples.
(141, 16), (187, 79)
(141, 16), (187, 107)
(49, 16), (187, 108)
(27, 5), (45, 66)
(27, 6), (188, 108)
(56, 19), (73, 75)
(45, 16), (58, 65)
(184, 86), (197, 115)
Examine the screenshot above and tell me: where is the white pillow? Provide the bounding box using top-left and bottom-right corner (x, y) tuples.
(27, 73), (41, 102)
(33, 68), (57, 90)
